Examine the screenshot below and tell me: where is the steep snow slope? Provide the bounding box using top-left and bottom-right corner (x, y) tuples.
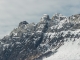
(43, 39), (80, 60)
(43, 30), (80, 60)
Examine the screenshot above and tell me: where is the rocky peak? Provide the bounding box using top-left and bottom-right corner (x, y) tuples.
(69, 14), (80, 23)
(68, 14), (80, 25)
(19, 21), (28, 25)
(41, 14), (50, 21)
(69, 14), (80, 20)
(0, 13), (80, 60)
(18, 21), (28, 27)
(52, 13), (67, 20)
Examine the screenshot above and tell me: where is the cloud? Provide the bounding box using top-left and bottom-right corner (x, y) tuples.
(0, 0), (80, 38)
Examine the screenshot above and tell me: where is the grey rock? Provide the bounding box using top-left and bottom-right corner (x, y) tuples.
(0, 13), (80, 60)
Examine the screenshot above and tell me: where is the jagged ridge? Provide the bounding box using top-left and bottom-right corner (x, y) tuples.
(0, 13), (80, 60)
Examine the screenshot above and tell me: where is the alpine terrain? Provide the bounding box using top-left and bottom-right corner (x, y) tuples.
(0, 13), (80, 60)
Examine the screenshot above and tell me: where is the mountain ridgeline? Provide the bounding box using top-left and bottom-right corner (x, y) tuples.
(0, 13), (80, 60)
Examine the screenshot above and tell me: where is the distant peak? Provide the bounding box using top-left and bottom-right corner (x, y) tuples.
(69, 14), (80, 20)
(52, 13), (67, 20)
(53, 13), (65, 18)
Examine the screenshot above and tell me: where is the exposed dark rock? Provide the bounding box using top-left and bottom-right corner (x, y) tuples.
(0, 13), (80, 60)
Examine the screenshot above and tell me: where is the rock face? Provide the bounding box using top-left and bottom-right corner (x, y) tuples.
(0, 13), (80, 60)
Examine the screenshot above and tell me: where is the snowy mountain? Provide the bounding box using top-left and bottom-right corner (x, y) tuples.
(0, 13), (80, 60)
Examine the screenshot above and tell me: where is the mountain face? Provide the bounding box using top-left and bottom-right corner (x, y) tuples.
(0, 13), (80, 60)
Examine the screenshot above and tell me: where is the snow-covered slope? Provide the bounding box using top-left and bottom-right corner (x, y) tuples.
(0, 13), (80, 60)
(43, 30), (80, 60)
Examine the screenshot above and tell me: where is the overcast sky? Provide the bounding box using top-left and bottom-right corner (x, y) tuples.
(0, 0), (80, 38)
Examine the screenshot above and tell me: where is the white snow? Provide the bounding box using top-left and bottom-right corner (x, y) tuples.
(42, 14), (49, 18)
(43, 38), (80, 60)
(12, 37), (20, 39)
(12, 32), (17, 36)
(72, 16), (75, 19)
(3, 44), (9, 50)
(45, 32), (56, 39)
(57, 19), (67, 29)
(36, 30), (42, 33)
(50, 25), (58, 30)
(16, 42), (21, 44)
(38, 24), (45, 28)
(43, 25), (80, 60)
(41, 14), (49, 21)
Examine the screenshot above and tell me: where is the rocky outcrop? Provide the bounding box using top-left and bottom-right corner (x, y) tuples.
(0, 13), (80, 60)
